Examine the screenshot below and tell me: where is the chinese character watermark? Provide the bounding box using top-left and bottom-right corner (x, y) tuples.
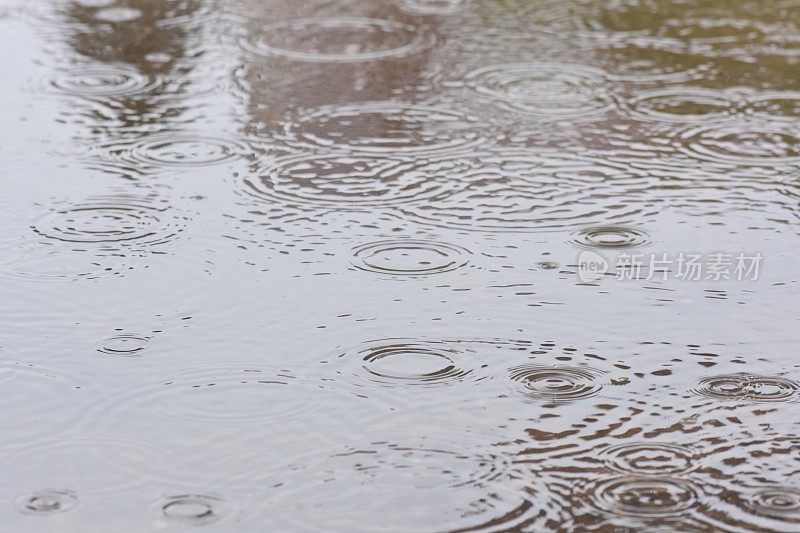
(577, 251), (763, 283)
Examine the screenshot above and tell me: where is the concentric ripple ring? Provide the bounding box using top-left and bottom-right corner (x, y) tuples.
(240, 17), (435, 62)
(351, 239), (470, 276)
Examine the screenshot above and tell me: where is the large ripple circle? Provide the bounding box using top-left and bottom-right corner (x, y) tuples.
(393, 150), (654, 232)
(32, 196), (186, 248)
(283, 102), (487, 155)
(240, 17), (434, 62)
(678, 122), (800, 166)
(243, 153), (456, 208)
(592, 476), (700, 518)
(464, 62), (613, 119)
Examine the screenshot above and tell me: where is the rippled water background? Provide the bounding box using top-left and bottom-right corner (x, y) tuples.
(1, 0), (800, 530)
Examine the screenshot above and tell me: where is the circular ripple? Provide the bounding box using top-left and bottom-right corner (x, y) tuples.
(162, 494), (223, 525)
(592, 476), (699, 518)
(18, 490), (78, 515)
(126, 364), (323, 427)
(694, 374), (800, 402)
(33, 196), (185, 248)
(602, 443), (696, 476)
(46, 66), (158, 98)
(393, 150), (654, 232)
(508, 365), (604, 402)
(626, 87), (736, 124)
(464, 62), (613, 119)
(263, 431), (536, 531)
(96, 334), (151, 357)
(1, 435), (168, 495)
(283, 102), (487, 155)
(243, 153), (452, 208)
(569, 226), (652, 249)
(745, 487), (800, 520)
(678, 123), (800, 166)
(240, 17), (434, 62)
(351, 239), (470, 276)
(107, 134), (245, 168)
(359, 342), (473, 387)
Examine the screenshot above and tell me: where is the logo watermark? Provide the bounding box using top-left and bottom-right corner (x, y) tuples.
(578, 251), (763, 283)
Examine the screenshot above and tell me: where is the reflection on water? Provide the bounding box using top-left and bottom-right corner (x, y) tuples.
(1, 0), (800, 530)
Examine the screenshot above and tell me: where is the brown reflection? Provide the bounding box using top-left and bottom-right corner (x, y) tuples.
(239, 0), (439, 137)
(53, 0), (210, 135)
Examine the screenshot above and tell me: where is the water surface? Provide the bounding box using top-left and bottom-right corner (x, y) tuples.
(1, 0), (800, 531)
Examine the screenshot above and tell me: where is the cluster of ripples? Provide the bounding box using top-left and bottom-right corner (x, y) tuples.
(4, 0), (800, 530)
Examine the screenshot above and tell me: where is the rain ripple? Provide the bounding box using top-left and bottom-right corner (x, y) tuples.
(281, 102), (488, 155)
(96, 333), (151, 357)
(263, 431), (539, 531)
(601, 443), (697, 476)
(693, 373), (800, 402)
(242, 153), (450, 208)
(677, 121), (800, 166)
(44, 64), (160, 98)
(569, 226), (652, 249)
(160, 494), (226, 526)
(33, 195), (187, 248)
(745, 487), (800, 521)
(17, 489), (78, 515)
(625, 87), (739, 124)
(508, 365), (605, 403)
(393, 150), (655, 232)
(331, 339), (489, 389)
(240, 17), (435, 62)
(120, 364), (327, 427)
(102, 133), (246, 169)
(351, 239), (471, 277)
(588, 476), (700, 519)
(463, 62), (613, 120)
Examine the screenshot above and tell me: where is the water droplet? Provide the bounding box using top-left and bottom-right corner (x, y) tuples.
(569, 226), (652, 249)
(352, 239), (470, 276)
(240, 18), (434, 62)
(18, 490), (78, 515)
(508, 365), (604, 402)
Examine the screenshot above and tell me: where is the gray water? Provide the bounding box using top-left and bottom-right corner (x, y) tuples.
(1, 0), (800, 531)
